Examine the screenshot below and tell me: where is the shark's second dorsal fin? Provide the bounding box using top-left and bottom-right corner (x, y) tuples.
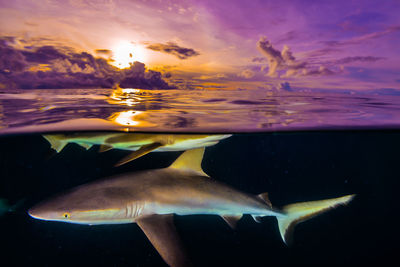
(257, 192), (272, 208)
(169, 148), (208, 177)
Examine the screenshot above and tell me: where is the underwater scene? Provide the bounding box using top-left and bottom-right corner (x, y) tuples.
(0, 107), (399, 266)
(1, 0), (400, 266)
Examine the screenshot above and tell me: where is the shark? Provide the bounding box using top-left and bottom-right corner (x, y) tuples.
(43, 133), (231, 166)
(29, 148), (355, 267)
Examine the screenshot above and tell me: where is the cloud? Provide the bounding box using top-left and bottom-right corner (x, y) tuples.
(21, 46), (66, 63)
(256, 36), (283, 77)
(251, 57), (267, 63)
(0, 39), (173, 89)
(309, 26), (400, 58)
(256, 36), (337, 78)
(0, 39), (27, 73)
(95, 49), (112, 56)
(332, 56), (384, 64)
(237, 69), (255, 79)
(146, 42), (200, 59)
(278, 82), (292, 91)
(330, 25), (400, 47)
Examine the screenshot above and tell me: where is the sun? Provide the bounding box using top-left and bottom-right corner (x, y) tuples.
(111, 41), (147, 69)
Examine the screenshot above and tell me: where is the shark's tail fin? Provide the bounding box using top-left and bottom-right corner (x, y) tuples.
(43, 135), (67, 153)
(277, 194), (355, 245)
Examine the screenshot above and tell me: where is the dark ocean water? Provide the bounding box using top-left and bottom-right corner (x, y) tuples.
(0, 131), (399, 266)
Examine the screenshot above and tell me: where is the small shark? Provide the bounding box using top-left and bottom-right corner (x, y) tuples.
(43, 133), (231, 166)
(29, 148), (354, 267)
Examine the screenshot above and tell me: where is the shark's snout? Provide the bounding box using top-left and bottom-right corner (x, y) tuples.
(28, 203), (54, 221)
(28, 206), (42, 219)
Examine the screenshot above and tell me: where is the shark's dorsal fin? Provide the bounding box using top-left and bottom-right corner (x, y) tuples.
(169, 148), (208, 177)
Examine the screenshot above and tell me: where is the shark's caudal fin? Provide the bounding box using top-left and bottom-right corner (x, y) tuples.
(43, 135), (67, 153)
(169, 147), (208, 177)
(277, 194), (355, 245)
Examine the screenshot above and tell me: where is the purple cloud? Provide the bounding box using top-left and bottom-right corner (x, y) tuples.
(256, 36), (333, 77)
(146, 42), (200, 60)
(237, 69), (255, 79)
(332, 56), (385, 65)
(0, 39), (173, 89)
(256, 36), (284, 77)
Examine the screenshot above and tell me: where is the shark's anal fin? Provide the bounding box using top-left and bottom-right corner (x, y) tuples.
(77, 143), (92, 150)
(137, 214), (192, 267)
(114, 142), (164, 167)
(169, 148), (208, 177)
(98, 144), (113, 153)
(221, 215), (242, 229)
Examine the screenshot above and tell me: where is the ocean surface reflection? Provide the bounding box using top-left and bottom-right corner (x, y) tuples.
(0, 87), (400, 134)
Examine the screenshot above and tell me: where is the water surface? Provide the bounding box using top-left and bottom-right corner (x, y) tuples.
(1, 88), (400, 134)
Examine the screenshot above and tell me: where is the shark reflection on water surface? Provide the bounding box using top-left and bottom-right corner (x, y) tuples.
(43, 133), (231, 166)
(29, 147), (354, 267)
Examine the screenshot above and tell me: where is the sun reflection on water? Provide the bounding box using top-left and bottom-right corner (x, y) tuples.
(108, 110), (157, 128)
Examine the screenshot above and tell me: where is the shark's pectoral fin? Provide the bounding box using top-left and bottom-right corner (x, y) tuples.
(43, 135), (67, 153)
(98, 144), (113, 153)
(221, 215), (242, 229)
(114, 142), (164, 167)
(137, 214), (192, 267)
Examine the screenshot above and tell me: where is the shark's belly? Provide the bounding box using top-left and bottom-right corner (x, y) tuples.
(142, 191), (270, 217)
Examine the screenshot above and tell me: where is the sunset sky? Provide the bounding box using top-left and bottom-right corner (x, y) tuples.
(0, 0), (399, 92)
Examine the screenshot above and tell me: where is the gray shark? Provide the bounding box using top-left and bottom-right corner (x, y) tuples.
(29, 148), (354, 266)
(43, 133), (231, 166)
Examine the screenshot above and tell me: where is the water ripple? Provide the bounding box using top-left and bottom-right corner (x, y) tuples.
(0, 88), (400, 133)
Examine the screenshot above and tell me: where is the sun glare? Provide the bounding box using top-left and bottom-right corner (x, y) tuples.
(111, 41), (147, 69)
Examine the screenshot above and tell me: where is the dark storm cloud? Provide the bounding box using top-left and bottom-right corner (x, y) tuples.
(0, 40), (173, 89)
(22, 46), (66, 63)
(146, 42), (200, 60)
(95, 49), (112, 56)
(0, 39), (27, 73)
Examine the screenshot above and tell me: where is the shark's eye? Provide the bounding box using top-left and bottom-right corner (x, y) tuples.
(63, 213), (70, 219)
